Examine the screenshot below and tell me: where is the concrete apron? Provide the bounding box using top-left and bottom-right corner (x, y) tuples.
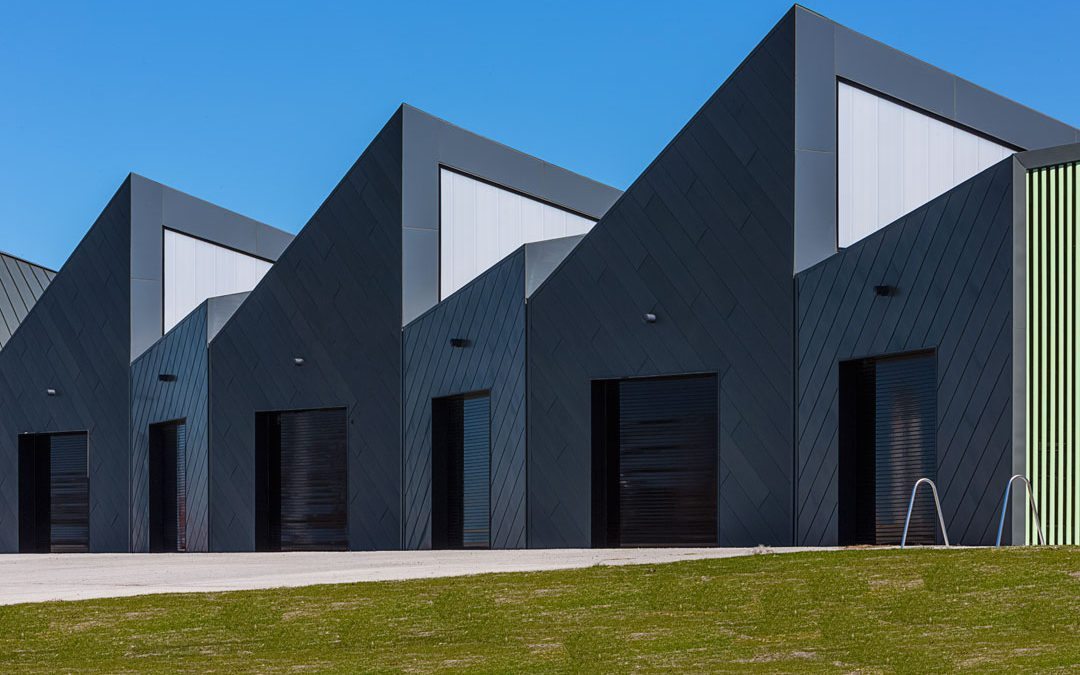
(0, 547), (833, 605)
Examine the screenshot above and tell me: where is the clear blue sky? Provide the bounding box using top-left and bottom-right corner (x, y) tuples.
(2, 0), (1078, 270)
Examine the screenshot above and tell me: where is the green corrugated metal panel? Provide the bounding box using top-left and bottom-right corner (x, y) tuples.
(1027, 161), (1080, 545)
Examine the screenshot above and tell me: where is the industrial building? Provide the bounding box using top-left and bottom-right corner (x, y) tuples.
(3, 6), (1078, 553)
(129, 106), (619, 552)
(403, 6), (1079, 549)
(1, 176), (292, 552)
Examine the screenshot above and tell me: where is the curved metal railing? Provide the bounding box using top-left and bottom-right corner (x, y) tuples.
(995, 474), (1046, 547)
(900, 477), (950, 548)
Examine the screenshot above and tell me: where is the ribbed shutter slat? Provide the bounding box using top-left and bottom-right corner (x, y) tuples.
(278, 409), (348, 551)
(616, 375), (718, 547)
(49, 433), (88, 553)
(176, 423), (188, 552)
(873, 353), (937, 545)
(461, 396), (490, 548)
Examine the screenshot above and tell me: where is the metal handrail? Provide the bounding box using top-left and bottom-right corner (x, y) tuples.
(995, 474), (1046, 547)
(900, 477), (950, 548)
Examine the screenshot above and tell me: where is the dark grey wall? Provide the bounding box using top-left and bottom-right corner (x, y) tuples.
(796, 159), (1015, 546)
(527, 12), (796, 547)
(0, 173), (287, 553)
(793, 7), (1080, 273)
(0, 180), (132, 552)
(208, 111), (404, 551)
(403, 249), (527, 549)
(0, 253), (55, 350)
(130, 303), (210, 552)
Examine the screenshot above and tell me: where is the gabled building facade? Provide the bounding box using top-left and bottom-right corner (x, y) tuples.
(403, 236), (582, 550)
(131, 106), (619, 552)
(5, 6), (1079, 554)
(401, 6), (1079, 550)
(0, 176), (291, 552)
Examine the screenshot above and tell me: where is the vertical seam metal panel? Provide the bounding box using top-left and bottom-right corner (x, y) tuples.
(1026, 160), (1080, 544)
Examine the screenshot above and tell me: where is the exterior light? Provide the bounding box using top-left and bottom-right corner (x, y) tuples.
(643, 313), (658, 324)
(158, 374), (177, 382)
(46, 388), (57, 397)
(293, 357), (305, 366)
(450, 338), (470, 348)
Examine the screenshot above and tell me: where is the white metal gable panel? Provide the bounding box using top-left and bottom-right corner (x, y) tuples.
(439, 169), (594, 300)
(838, 81), (1014, 248)
(163, 229), (272, 332)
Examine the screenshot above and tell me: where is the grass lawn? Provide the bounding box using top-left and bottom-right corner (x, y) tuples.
(0, 548), (1077, 673)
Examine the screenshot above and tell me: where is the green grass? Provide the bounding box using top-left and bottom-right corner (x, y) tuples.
(0, 548), (1077, 673)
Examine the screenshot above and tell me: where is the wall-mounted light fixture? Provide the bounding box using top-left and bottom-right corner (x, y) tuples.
(46, 388), (57, 397)
(158, 374), (177, 382)
(450, 338), (470, 348)
(643, 312), (658, 324)
(874, 285), (898, 297)
(293, 357), (306, 366)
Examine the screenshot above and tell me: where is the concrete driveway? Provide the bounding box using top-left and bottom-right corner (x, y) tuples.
(0, 547), (821, 605)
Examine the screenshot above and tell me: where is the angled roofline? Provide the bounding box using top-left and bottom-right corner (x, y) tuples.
(0, 250), (57, 275)
(795, 4), (1078, 135)
(400, 103), (621, 197)
(1016, 142), (1080, 170)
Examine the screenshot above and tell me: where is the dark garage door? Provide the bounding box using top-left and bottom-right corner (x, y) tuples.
(594, 374), (718, 547)
(49, 433), (90, 553)
(431, 393), (490, 549)
(149, 420), (187, 552)
(840, 351), (937, 545)
(19, 432), (89, 553)
(256, 408), (348, 551)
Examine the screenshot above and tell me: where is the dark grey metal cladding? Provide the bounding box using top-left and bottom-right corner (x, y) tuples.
(0, 181), (132, 552)
(0, 252), (55, 349)
(0, 173), (286, 552)
(527, 12), (797, 548)
(208, 111), (404, 551)
(130, 303), (210, 552)
(129, 175), (293, 360)
(796, 159), (1015, 546)
(400, 105), (622, 325)
(403, 249), (527, 550)
(793, 6), (1080, 273)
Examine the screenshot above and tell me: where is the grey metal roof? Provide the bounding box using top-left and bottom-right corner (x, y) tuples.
(0, 251), (56, 349)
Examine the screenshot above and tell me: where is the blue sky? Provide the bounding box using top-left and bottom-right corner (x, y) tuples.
(2, 0), (1078, 270)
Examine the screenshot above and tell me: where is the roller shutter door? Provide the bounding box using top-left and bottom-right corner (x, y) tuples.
(278, 409), (348, 551)
(873, 353), (937, 545)
(176, 423), (187, 552)
(617, 375), (718, 547)
(431, 394), (490, 549)
(49, 433), (89, 553)
(461, 396), (490, 548)
(150, 421), (188, 552)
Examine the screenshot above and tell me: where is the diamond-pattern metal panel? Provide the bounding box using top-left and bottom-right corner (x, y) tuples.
(526, 14), (797, 547)
(208, 112), (404, 551)
(796, 159), (1015, 546)
(0, 181), (131, 552)
(130, 303), (210, 552)
(403, 249), (526, 549)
